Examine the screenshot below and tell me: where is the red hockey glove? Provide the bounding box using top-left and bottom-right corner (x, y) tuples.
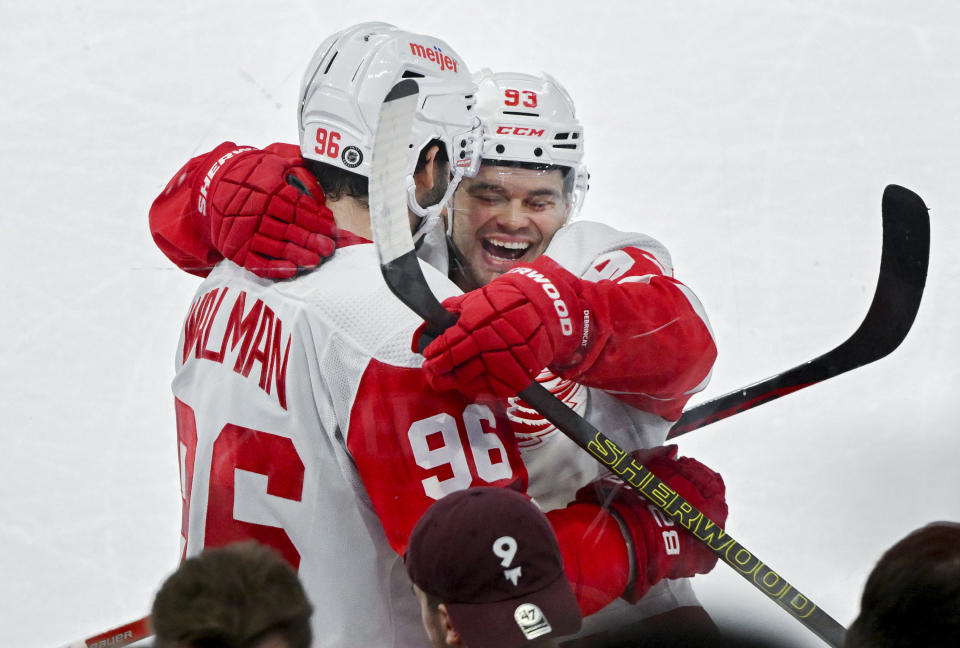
(197, 147), (336, 279)
(575, 445), (727, 603)
(417, 256), (590, 398)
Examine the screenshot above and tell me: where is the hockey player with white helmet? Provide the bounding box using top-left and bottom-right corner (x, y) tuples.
(424, 69), (712, 634)
(155, 23), (726, 648)
(297, 23), (481, 223)
(444, 69), (589, 291)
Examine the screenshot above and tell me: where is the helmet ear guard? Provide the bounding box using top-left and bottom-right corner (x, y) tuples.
(569, 163), (589, 222)
(452, 118), (483, 179)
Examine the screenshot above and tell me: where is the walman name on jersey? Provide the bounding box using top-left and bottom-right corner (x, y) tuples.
(182, 286), (291, 409)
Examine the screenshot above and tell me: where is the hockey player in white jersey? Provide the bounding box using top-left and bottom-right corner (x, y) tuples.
(155, 25), (724, 648)
(416, 69), (720, 641)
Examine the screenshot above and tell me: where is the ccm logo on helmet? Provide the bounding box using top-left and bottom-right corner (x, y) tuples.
(496, 126), (545, 137)
(508, 267), (573, 336)
(408, 43), (459, 73)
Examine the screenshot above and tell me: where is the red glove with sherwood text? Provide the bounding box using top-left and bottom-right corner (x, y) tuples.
(574, 445), (728, 602)
(197, 146), (337, 279)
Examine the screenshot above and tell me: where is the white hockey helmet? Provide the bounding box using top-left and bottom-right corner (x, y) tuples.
(298, 22), (482, 219)
(473, 69), (589, 217)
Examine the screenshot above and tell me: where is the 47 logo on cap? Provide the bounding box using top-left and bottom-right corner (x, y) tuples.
(514, 603), (552, 640)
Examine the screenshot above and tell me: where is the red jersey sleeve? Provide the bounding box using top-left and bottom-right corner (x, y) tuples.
(346, 359), (632, 616)
(148, 141), (304, 276)
(557, 246), (717, 421)
(347, 359), (528, 555)
(546, 503), (632, 616)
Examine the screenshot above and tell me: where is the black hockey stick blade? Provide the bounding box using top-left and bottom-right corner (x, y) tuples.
(669, 184), (930, 438)
(369, 80), (846, 648)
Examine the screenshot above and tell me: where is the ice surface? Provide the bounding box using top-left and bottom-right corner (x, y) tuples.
(2, 2), (958, 646)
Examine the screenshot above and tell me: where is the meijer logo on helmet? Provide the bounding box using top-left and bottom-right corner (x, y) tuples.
(408, 42), (459, 73)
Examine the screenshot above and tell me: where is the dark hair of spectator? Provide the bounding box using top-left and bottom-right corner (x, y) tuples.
(845, 521), (960, 648)
(151, 541), (313, 648)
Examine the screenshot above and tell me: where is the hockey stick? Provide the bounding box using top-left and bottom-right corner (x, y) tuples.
(58, 616), (151, 648)
(669, 184), (929, 437)
(370, 79), (846, 648)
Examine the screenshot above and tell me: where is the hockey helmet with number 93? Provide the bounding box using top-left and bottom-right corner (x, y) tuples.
(298, 22), (482, 220)
(473, 69), (589, 219)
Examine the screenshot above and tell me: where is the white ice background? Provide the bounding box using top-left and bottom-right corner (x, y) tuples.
(2, 2), (959, 647)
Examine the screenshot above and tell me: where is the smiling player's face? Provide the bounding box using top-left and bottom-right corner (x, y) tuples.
(448, 164), (570, 291)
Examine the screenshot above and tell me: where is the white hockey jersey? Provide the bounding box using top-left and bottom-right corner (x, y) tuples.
(170, 220), (715, 647)
(173, 242), (529, 647)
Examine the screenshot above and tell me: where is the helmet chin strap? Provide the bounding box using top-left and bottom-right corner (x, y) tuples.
(408, 190), (479, 292)
(408, 175), (437, 248)
(406, 170), (461, 223)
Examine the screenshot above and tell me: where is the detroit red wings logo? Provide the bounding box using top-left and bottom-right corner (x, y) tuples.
(507, 369), (586, 448)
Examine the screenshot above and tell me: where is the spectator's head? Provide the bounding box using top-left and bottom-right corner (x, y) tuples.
(406, 487), (582, 648)
(846, 521), (960, 648)
(151, 541), (312, 648)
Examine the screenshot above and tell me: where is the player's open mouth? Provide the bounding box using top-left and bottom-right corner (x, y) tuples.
(481, 238), (531, 261)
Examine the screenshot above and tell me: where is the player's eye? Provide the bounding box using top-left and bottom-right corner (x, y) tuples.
(474, 192), (506, 205)
(526, 198), (555, 211)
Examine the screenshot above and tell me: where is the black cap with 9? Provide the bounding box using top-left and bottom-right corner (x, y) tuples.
(405, 487), (582, 648)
